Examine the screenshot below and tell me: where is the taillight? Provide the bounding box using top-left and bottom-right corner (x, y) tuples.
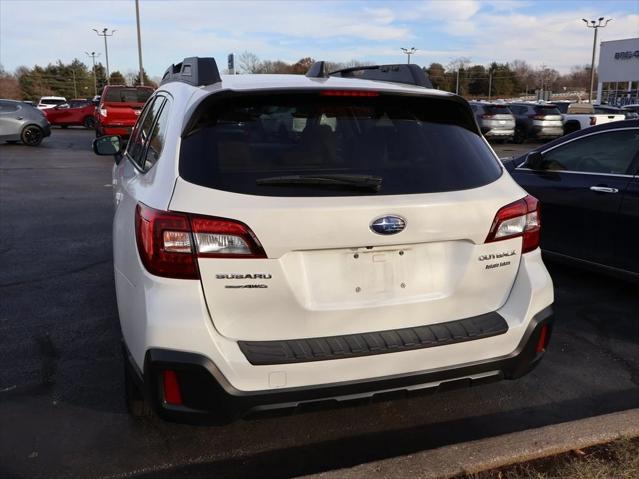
(481, 114), (495, 119)
(320, 90), (379, 97)
(135, 203), (266, 279)
(589, 116), (597, 126)
(485, 195), (541, 254)
(99, 107), (107, 117)
(529, 114), (545, 120)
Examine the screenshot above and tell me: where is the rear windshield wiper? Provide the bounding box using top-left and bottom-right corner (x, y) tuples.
(256, 174), (382, 192)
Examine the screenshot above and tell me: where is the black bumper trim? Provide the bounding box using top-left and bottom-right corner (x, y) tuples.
(137, 306), (553, 424)
(238, 312), (509, 365)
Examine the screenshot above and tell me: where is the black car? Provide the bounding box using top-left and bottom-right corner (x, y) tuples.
(504, 119), (639, 277)
(508, 103), (564, 144)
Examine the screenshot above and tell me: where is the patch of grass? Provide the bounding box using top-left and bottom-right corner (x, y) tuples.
(464, 437), (639, 479)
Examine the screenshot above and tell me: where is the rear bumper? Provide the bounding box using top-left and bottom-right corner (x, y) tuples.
(99, 124), (133, 137)
(130, 306), (553, 424)
(532, 126), (563, 138)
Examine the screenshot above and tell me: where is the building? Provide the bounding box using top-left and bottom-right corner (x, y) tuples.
(596, 37), (639, 105)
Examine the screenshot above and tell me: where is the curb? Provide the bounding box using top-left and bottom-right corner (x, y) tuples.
(298, 408), (639, 479)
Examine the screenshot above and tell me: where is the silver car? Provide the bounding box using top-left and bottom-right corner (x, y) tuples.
(0, 99), (51, 146)
(469, 102), (515, 142)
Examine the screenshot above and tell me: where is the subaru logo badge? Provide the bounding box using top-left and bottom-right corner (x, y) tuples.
(370, 215), (406, 235)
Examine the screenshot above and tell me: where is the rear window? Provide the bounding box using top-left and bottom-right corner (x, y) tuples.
(104, 87), (153, 103)
(534, 105), (561, 115)
(483, 105), (512, 115)
(179, 93), (502, 197)
(553, 103), (570, 114)
(40, 99), (66, 106)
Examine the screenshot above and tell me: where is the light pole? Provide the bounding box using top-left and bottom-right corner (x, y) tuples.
(135, 0), (145, 86)
(400, 47), (417, 64)
(582, 17), (612, 104)
(93, 28), (116, 85)
(85, 51), (101, 96)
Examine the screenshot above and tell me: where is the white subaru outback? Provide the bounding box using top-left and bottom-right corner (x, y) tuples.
(93, 58), (554, 423)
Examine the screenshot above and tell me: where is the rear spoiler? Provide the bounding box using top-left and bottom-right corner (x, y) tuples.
(306, 62), (433, 88)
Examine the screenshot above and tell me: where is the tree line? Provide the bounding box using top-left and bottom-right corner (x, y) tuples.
(0, 53), (596, 102)
(0, 60), (157, 102)
(425, 58), (596, 98)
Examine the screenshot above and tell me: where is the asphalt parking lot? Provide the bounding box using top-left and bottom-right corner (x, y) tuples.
(1, 129), (638, 479)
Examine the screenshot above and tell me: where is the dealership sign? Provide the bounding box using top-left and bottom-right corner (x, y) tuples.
(615, 50), (639, 60)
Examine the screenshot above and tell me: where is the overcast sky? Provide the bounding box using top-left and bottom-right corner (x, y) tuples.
(1, 0), (638, 77)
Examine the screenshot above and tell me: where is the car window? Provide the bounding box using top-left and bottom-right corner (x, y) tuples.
(142, 99), (170, 171)
(104, 87), (153, 103)
(0, 101), (20, 113)
(539, 129), (639, 175)
(180, 93), (502, 197)
(126, 96), (166, 168)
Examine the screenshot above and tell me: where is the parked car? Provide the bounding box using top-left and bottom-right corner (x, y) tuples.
(93, 57), (554, 423)
(505, 119), (639, 277)
(561, 103), (626, 134)
(95, 85), (154, 137)
(469, 102), (515, 142)
(0, 99), (51, 146)
(594, 104), (639, 120)
(37, 96), (67, 110)
(43, 99), (96, 128)
(508, 103), (563, 143)
(623, 104), (639, 114)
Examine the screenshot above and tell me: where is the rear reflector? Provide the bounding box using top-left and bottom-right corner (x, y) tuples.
(536, 324), (549, 353)
(135, 203), (266, 279)
(320, 90), (379, 97)
(485, 195), (541, 253)
(162, 370), (183, 405)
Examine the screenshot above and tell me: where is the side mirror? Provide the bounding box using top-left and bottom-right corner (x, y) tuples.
(526, 151), (544, 170)
(93, 135), (122, 156)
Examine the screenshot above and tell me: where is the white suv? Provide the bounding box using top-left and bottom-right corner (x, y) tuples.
(93, 57), (554, 423)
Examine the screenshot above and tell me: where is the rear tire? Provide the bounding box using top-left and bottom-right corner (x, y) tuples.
(83, 116), (96, 129)
(21, 125), (44, 146)
(513, 127), (526, 144)
(563, 122), (580, 135)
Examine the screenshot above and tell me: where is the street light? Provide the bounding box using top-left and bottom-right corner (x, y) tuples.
(93, 28), (116, 85)
(582, 17), (612, 104)
(85, 51), (101, 96)
(400, 47), (417, 64)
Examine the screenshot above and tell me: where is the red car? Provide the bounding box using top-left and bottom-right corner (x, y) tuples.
(95, 85), (154, 137)
(43, 99), (96, 129)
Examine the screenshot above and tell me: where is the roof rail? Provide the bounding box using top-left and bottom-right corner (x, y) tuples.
(306, 62), (433, 88)
(160, 57), (221, 87)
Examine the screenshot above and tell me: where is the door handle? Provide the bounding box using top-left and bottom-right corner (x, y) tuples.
(590, 186), (619, 194)
(16, 117), (23, 120)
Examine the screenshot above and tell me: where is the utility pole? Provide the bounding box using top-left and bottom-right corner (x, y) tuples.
(582, 17), (612, 104)
(93, 28), (116, 85)
(488, 69), (493, 101)
(135, 0), (145, 86)
(400, 47), (417, 64)
(456, 68), (460, 95)
(71, 70), (77, 98)
(85, 51), (101, 96)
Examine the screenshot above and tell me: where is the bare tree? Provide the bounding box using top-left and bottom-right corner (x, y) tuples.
(237, 51), (261, 74)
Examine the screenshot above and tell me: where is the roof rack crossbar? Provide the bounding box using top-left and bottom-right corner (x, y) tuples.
(306, 62), (432, 88)
(160, 57), (221, 87)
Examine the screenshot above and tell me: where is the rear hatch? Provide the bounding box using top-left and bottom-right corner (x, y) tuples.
(170, 91), (526, 341)
(480, 105), (515, 131)
(100, 87), (153, 126)
(532, 105), (563, 128)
